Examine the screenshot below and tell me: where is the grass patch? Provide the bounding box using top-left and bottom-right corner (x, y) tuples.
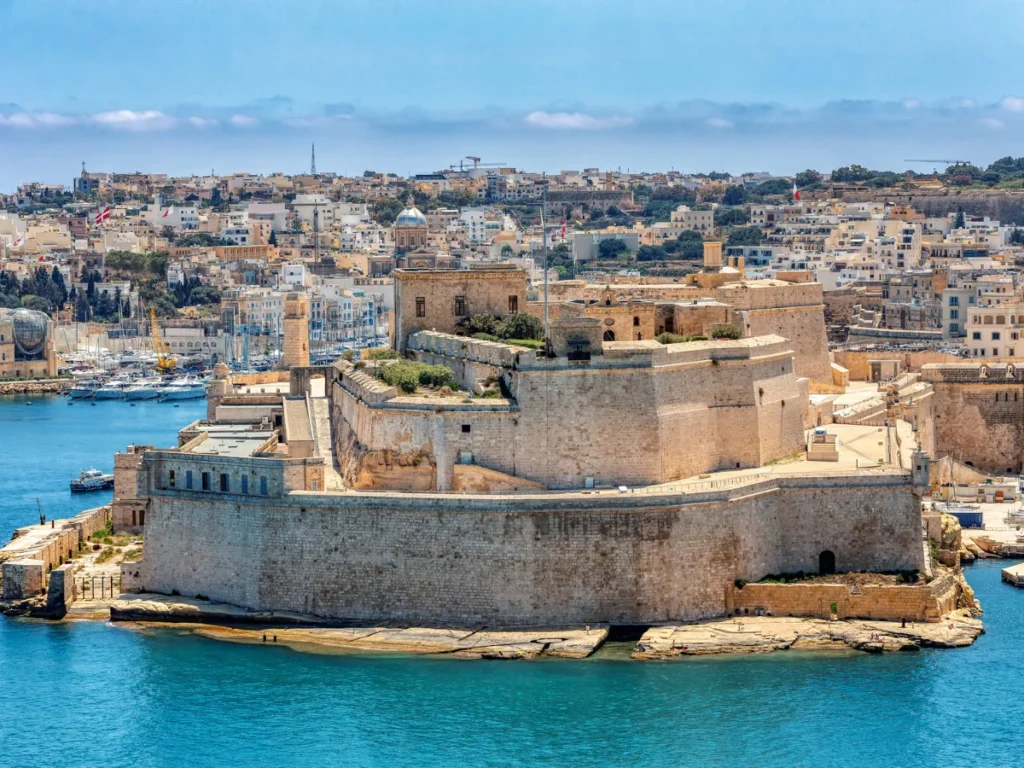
(376, 361), (455, 394)
(656, 333), (707, 344)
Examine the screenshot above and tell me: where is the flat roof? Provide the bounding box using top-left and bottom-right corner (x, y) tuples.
(187, 423), (276, 458)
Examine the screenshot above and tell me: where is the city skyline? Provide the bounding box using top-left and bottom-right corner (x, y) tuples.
(5, 0), (1024, 187)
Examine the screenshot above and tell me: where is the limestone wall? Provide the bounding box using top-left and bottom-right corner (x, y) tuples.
(138, 472), (922, 626)
(728, 573), (959, 623)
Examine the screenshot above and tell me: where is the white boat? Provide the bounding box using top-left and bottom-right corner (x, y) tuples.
(70, 468), (115, 492)
(124, 379), (164, 400)
(69, 379), (102, 399)
(94, 378), (130, 400)
(160, 376), (207, 400)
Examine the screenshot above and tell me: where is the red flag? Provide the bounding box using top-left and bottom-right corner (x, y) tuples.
(94, 205), (111, 224)
(793, 182), (801, 202)
(560, 219), (567, 239)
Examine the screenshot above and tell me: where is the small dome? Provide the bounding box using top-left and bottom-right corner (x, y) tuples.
(395, 205), (426, 228)
(8, 308), (49, 356)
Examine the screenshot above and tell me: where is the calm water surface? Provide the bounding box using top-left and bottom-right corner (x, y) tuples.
(1, 395), (1023, 767)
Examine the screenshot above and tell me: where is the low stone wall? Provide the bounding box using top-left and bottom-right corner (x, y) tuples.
(727, 573), (959, 623)
(231, 371), (291, 387)
(0, 378), (71, 396)
(46, 563), (75, 616)
(1, 559), (43, 599)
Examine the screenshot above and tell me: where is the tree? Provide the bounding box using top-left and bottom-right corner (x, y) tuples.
(831, 164), (874, 183)
(752, 178), (792, 196)
(794, 169), (822, 188)
(464, 313), (498, 335)
(954, 207), (966, 229)
(636, 245), (668, 261)
(20, 294), (51, 313)
(727, 226), (764, 246)
(723, 185), (747, 205)
(716, 207), (749, 227)
(496, 312), (544, 341)
(712, 325), (742, 339)
(268, 230), (278, 246)
(1010, 228), (1024, 245)
(598, 239), (629, 260)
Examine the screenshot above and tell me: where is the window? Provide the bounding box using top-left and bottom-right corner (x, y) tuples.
(260, 476), (268, 496)
(973, 332), (982, 340)
(186, 470), (193, 489)
(949, 296), (960, 306)
(201, 472), (210, 491)
(220, 473), (229, 492)
(415, 297), (425, 317)
(454, 296), (467, 316)
(462, 424), (471, 434)
(950, 323), (959, 333)
(950, 309), (959, 319)
(508, 295), (518, 313)
(993, 332), (1001, 340)
(241, 475), (248, 494)
(168, 470), (175, 488)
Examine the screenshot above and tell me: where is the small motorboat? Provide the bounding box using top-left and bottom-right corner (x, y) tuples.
(69, 379), (102, 399)
(70, 468), (115, 492)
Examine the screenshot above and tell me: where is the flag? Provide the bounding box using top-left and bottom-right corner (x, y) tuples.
(94, 205), (111, 224)
(793, 182), (801, 202)
(560, 219), (567, 239)
(12, 234), (25, 247)
(162, 206), (174, 218)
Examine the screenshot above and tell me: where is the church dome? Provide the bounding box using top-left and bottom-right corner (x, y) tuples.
(395, 205), (426, 228)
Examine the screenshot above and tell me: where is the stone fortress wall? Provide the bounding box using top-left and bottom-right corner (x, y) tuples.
(922, 362), (1024, 475)
(137, 471), (923, 626)
(334, 330), (807, 491)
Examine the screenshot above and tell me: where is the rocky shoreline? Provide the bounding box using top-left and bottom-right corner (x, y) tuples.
(0, 378), (70, 396)
(1, 593), (958, 659)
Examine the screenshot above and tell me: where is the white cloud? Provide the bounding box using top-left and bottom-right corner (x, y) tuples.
(90, 109), (176, 130)
(902, 98), (921, 110)
(1001, 96), (1024, 113)
(0, 111), (76, 128)
(524, 111), (632, 130)
(980, 117), (1005, 130)
(705, 117), (734, 129)
(229, 114), (259, 128)
(187, 116), (218, 128)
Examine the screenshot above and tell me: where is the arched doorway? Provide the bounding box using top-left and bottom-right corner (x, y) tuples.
(818, 550), (836, 576)
(603, 330), (615, 341)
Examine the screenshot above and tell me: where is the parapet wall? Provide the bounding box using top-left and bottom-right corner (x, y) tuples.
(138, 471), (923, 626)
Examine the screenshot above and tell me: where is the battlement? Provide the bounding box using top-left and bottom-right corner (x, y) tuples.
(921, 362), (1022, 384)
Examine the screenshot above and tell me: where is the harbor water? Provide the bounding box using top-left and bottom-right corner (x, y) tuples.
(1, 395), (1023, 767)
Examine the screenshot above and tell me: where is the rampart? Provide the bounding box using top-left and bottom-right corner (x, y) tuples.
(332, 332), (806, 490)
(137, 470), (923, 626)
(922, 362), (1024, 474)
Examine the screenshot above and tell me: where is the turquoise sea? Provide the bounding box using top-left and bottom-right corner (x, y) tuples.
(1, 394), (1023, 768)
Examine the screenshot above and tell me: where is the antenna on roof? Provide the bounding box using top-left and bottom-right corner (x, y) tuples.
(311, 143), (317, 176)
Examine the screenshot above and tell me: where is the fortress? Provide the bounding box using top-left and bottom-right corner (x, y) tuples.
(101, 258), (935, 627)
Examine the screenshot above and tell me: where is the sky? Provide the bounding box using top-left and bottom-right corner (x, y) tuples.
(3, 0), (1024, 190)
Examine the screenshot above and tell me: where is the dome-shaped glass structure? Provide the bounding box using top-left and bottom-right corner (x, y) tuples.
(10, 308), (48, 358)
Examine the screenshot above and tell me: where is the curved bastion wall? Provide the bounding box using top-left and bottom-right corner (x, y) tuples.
(137, 472), (923, 626)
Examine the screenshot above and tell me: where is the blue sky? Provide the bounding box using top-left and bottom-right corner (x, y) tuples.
(3, 0), (1024, 189)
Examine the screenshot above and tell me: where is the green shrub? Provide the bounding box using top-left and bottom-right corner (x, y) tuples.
(465, 313), (498, 335)
(479, 388), (503, 399)
(376, 361), (454, 393)
(711, 325), (742, 340)
(366, 348), (400, 360)
(341, 349), (356, 362)
(472, 332), (500, 342)
(496, 312), (544, 341)
(507, 337), (545, 349)
(656, 333), (707, 344)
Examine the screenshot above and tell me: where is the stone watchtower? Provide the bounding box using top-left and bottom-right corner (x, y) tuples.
(282, 292), (310, 370)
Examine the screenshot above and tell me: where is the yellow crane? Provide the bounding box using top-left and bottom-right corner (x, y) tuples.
(149, 307), (176, 373)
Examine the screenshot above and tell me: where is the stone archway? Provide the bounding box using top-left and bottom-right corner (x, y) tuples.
(603, 330), (615, 341)
(818, 550), (836, 576)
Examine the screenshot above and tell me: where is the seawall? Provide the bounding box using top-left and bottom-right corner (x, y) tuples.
(138, 471), (923, 626)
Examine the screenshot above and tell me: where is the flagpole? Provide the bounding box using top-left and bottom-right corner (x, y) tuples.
(541, 172), (548, 344)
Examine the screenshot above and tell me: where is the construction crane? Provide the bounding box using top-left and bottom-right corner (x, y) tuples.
(149, 307), (176, 373)
(904, 159), (971, 165)
(449, 156), (507, 172)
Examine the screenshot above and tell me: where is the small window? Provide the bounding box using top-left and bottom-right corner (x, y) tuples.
(415, 297), (425, 317)
(462, 424), (471, 434)
(186, 470), (193, 489)
(168, 470), (175, 488)
(454, 296), (467, 316)
(241, 475), (249, 494)
(201, 472), (210, 491)
(220, 473), (229, 492)
(508, 295), (518, 312)
(260, 476), (268, 496)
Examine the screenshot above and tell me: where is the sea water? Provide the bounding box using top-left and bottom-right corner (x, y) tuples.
(0, 395), (1022, 768)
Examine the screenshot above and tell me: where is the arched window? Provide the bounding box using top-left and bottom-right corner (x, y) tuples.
(633, 316), (640, 327)
(603, 330), (615, 341)
(997, 316), (1006, 325)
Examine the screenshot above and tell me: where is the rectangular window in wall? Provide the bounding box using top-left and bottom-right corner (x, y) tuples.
(508, 295), (519, 313)
(454, 296), (467, 316)
(220, 473), (229, 492)
(168, 470), (175, 488)
(186, 470), (193, 489)
(201, 472), (210, 491)
(241, 475), (249, 494)
(415, 297), (425, 318)
(260, 476), (268, 496)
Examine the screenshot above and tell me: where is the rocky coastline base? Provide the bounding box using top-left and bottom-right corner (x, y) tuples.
(0, 378), (70, 396)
